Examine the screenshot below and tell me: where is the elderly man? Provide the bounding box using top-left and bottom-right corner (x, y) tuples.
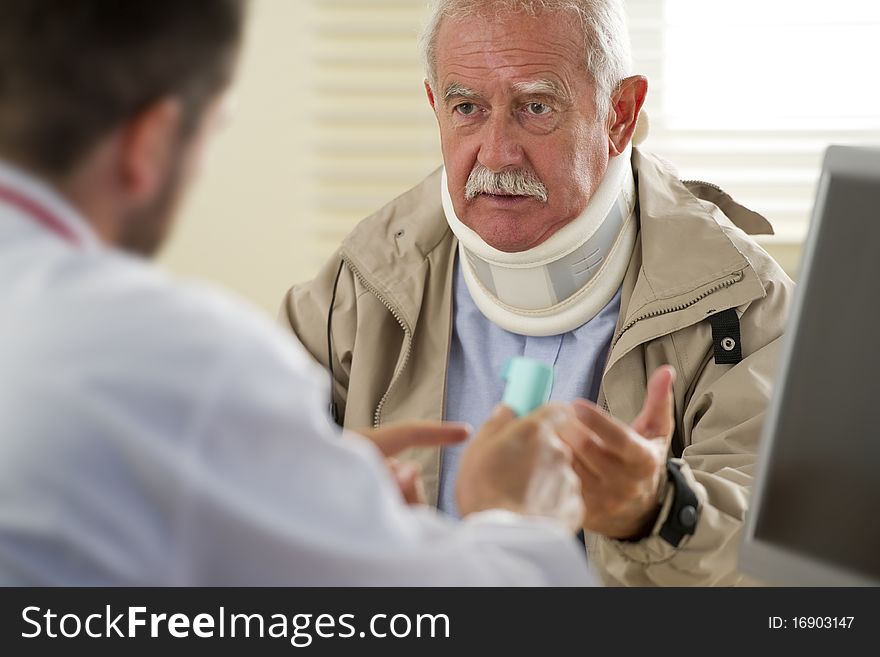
(281, 0), (794, 586)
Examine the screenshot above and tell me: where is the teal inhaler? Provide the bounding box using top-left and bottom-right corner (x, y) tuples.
(501, 357), (554, 417)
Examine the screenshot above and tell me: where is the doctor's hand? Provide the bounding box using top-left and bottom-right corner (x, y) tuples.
(357, 421), (470, 505)
(456, 404), (584, 533)
(558, 366), (676, 540)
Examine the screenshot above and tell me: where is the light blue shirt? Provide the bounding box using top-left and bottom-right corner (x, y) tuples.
(440, 257), (622, 516)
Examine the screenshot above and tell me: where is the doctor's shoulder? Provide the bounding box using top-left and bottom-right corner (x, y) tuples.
(67, 249), (328, 390)
(176, 276), (326, 380)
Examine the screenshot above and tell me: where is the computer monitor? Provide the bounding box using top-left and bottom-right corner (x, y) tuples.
(739, 145), (880, 586)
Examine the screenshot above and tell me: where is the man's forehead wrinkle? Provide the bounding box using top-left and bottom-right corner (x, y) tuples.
(443, 61), (567, 78)
(439, 17), (583, 55)
(445, 41), (581, 62)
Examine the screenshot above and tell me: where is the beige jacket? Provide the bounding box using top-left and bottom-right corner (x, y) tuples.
(280, 149), (795, 586)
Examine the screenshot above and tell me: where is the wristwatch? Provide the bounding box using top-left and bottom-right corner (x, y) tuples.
(658, 459), (699, 547)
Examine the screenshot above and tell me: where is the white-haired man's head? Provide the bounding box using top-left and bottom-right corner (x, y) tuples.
(422, 0), (647, 253)
(420, 0), (632, 121)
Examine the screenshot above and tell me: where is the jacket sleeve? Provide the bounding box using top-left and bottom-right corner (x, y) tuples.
(590, 268), (795, 586)
(278, 251), (358, 422)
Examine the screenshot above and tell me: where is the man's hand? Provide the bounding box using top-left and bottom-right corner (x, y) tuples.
(456, 404), (584, 533)
(357, 421), (470, 505)
(558, 366), (676, 540)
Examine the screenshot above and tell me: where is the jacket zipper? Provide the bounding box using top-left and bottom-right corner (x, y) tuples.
(681, 179), (724, 193)
(602, 269), (744, 411)
(340, 254), (413, 428)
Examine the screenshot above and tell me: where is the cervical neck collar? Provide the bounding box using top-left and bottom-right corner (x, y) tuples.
(441, 144), (638, 336)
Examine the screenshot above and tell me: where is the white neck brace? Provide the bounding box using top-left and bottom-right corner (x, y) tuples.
(442, 144), (638, 336)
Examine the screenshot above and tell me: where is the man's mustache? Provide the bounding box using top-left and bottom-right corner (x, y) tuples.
(464, 165), (548, 203)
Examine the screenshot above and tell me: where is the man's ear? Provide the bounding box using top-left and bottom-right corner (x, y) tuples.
(425, 80), (437, 112)
(607, 75), (648, 156)
(118, 98), (183, 202)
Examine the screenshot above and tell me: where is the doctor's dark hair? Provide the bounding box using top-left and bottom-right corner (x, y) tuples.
(0, 0), (247, 177)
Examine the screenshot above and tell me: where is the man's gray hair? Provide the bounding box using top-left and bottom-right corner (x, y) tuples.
(419, 0), (632, 120)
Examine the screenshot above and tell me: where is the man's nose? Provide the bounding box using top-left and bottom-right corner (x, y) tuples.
(476, 113), (525, 172)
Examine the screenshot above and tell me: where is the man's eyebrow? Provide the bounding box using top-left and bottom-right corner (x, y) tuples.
(512, 79), (570, 101)
(443, 83), (483, 102)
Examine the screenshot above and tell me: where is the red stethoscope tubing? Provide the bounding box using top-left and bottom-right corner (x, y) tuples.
(0, 183), (80, 246)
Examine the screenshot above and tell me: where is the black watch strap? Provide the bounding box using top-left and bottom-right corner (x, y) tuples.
(659, 460), (699, 547)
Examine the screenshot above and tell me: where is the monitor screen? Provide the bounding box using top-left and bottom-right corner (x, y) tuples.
(742, 146), (880, 585)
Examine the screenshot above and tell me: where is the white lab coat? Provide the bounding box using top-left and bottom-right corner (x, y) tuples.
(0, 160), (593, 586)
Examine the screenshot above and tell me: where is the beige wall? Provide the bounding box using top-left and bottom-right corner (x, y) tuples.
(159, 1), (803, 320)
(159, 0), (313, 316)
(756, 238), (803, 280)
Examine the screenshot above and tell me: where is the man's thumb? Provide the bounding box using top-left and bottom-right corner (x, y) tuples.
(476, 404), (517, 437)
(632, 365), (676, 439)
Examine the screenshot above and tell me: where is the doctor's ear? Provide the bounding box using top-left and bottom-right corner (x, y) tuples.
(607, 75), (648, 157)
(118, 98), (184, 202)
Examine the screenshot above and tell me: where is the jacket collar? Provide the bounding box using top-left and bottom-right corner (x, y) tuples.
(340, 167), (450, 332)
(627, 149), (765, 313)
(604, 150), (767, 369)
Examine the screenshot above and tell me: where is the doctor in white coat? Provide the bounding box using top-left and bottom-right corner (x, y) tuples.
(0, 0), (591, 585)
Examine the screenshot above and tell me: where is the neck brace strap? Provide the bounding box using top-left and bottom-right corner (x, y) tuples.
(442, 146), (637, 336)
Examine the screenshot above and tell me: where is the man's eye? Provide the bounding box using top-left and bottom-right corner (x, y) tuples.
(525, 102), (552, 116)
(454, 103), (478, 116)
